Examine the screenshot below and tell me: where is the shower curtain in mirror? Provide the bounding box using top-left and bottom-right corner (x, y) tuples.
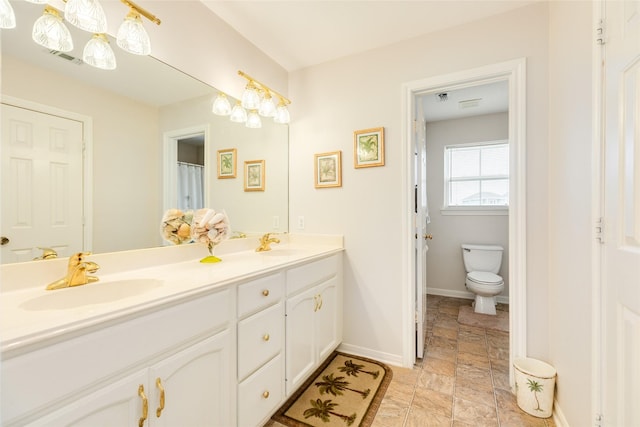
(177, 162), (204, 211)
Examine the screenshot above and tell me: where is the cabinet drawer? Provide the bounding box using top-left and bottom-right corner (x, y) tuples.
(238, 354), (284, 427)
(286, 255), (338, 296)
(237, 302), (283, 380)
(238, 272), (283, 317)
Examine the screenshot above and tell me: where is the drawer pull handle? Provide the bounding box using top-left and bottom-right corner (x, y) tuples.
(263, 333), (270, 341)
(318, 295), (323, 311)
(262, 289), (270, 296)
(138, 385), (148, 427)
(156, 378), (165, 417)
(263, 391), (270, 399)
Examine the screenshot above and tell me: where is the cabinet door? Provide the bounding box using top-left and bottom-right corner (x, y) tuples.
(149, 330), (233, 427)
(25, 370), (147, 427)
(315, 277), (340, 363)
(285, 286), (317, 395)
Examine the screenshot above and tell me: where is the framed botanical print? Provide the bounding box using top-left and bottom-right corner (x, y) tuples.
(244, 160), (265, 191)
(314, 151), (342, 188)
(354, 127), (385, 168)
(217, 148), (237, 179)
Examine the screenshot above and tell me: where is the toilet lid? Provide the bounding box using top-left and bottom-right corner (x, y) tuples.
(468, 271), (503, 285)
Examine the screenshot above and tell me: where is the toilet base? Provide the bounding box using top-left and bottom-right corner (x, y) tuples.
(472, 295), (497, 315)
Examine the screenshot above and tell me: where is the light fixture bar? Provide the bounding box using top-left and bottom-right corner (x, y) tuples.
(119, 0), (161, 25)
(238, 70), (291, 105)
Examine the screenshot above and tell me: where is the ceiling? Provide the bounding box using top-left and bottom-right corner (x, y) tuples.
(200, 0), (538, 72)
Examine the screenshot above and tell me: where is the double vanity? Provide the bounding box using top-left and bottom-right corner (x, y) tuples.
(1, 234), (344, 426)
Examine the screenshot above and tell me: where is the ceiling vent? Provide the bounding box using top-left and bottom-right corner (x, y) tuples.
(48, 50), (84, 65)
(459, 98), (482, 109)
(436, 92), (448, 102)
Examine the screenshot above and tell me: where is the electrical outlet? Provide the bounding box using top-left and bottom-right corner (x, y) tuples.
(297, 216), (305, 229)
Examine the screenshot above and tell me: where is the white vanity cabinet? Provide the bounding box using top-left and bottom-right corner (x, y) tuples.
(285, 254), (343, 396)
(236, 273), (286, 427)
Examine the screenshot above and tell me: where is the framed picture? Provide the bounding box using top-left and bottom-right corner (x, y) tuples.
(354, 127), (385, 168)
(217, 148), (237, 179)
(244, 160), (265, 191)
(314, 151), (342, 188)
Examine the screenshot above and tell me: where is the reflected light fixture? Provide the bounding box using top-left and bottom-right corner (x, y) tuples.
(238, 70), (291, 124)
(83, 33), (116, 70)
(229, 101), (248, 123)
(24, 0), (48, 3)
(212, 93), (232, 116)
(116, 0), (161, 56)
(64, 0), (108, 33)
(241, 81), (261, 110)
(0, 0), (16, 29)
(32, 5), (73, 52)
(245, 110), (262, 129)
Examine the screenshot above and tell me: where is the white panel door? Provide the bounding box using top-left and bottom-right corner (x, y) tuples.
(1, 104), (84, 263)
(602, 1), (640, 425)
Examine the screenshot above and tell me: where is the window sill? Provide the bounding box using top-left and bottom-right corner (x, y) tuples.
(440, 207), (508, 216)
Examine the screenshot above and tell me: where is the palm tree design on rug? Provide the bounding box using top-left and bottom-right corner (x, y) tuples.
(339, 359), (380, 379)
(315, 373), (371, 399)
(526, 378), (544, 411)
(303, 399), (357, 426)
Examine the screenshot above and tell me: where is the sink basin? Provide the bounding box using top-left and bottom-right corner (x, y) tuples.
(20, 278), (164, 311)
(258, 248), (301, 257)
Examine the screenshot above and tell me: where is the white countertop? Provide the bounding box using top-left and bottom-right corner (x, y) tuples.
(0, 234), (343, 356)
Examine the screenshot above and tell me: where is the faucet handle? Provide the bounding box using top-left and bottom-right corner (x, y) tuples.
(34, 247), (58, 260)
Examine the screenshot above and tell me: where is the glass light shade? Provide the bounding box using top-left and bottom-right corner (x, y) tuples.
(0, 0), (16, 29)
(83, 33), (116, 70)
(245, 110), (262, 129)
(32, 6), (73, 52)
(258, 93), (276, 117)
(24, 0), (48, 3)
(273, 101), (290, 124)
(64, 0), (108, 33)
(241, 82), (261, 110)
(116, 9), (150, 55)
(229, 102), (247, 123)
(212, 93), (232, 116)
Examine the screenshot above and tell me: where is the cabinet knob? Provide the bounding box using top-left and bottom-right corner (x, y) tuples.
(263, 333), (270, 341)
(262, 289), (269, 296)
(262, 391), (270, 399)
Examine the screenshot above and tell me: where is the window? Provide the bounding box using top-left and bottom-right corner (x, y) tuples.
(444, 141), (509, 211)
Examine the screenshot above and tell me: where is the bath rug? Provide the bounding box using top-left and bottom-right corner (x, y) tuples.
(457, 305), (509, 332)
(271, 352), (392, 427)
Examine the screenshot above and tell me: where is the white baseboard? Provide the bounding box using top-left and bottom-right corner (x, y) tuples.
(427, 287), (509, 305)
(552, 399), (569, 427)
(337, 343), (405, 367)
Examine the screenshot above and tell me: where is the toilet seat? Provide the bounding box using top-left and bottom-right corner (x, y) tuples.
(467, 271), (503, 285)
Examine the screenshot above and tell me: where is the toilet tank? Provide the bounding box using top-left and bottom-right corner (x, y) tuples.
(461, 244), (504, 274)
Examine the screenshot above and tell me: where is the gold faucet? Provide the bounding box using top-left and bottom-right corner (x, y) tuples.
(33, 247), (58, 261)
(46, 252), (100, 290)
(256, 233), (280, 252)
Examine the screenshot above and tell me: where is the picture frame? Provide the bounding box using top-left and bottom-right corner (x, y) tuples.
(217, 148), (237, 179)
(354, 127), (385, 168)
(314, 151), (342, 188)
(244, 160), (265, 191)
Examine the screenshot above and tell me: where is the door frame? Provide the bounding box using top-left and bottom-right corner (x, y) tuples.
(162, 125), (211, 214)
(1, 95), (94, 253)
(401, 59), (528, 382)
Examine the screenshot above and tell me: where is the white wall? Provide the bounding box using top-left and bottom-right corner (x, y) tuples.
(547, 2), (593, 426)
(289, 3), (550, 364)
(425, 113), (509, 299)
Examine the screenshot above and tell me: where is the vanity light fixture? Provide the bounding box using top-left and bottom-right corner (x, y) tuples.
(116, 0), (161, 56)
(229, 101), (248, 123)
(64, 0), (108, 34)
(238, 70), (291, 124)
(245, 109), (262, 128)
(32, 5), (73, 52)
(0, 0), (16, 29)
(241, 81), (261, 110)
(83, 33), (116, 70)
(23, 0), (48, 3)
(212, 93), (232, 116)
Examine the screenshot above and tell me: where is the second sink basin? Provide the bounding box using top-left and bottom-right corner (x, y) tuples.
(20, 278), (164, 311)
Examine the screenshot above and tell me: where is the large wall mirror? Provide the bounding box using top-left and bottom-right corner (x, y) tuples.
(1, 0), (289, 264)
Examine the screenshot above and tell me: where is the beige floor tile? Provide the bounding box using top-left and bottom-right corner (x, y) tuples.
(497, 408), (548, 427)
(456, 351), (491, 369)
(423, 356), (456, 377)
(454, 384), (496, 407)
(452, 397), (498, 425)
(410, 387), (453, 418)
(389, 366), (420, 385)
(405, 406), (452, 427)
(455, 365), (494, 392)
(417, 370), (455, 395)
(457, 340), (488, 356)
(425, 345), (458, 363)
(371, 399), (410, 427)
(438, 305), (460, 316)
(433, 326), (459, 340)
(430, 336), (458, 352)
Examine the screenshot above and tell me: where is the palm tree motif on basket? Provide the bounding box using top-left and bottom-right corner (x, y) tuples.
(303, 399), (357, 426)
(338, 359), (380, 379)
(526, 378), (544, 412)
(314, 373), (371, 399)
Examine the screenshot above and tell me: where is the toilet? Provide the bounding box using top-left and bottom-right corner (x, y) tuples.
(461, 244), (504, 315)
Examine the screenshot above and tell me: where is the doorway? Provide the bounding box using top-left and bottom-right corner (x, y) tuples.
(402, 59), (527, 386)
